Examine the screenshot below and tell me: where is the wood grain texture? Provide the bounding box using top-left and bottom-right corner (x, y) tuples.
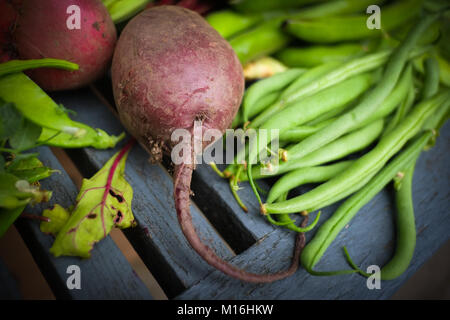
(176, 121), (450, 299)
(15, 147), (153, 300)
(50, 89), (234, 298)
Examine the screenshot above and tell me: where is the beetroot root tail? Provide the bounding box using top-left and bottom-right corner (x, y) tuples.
(174, 162), (307, 283)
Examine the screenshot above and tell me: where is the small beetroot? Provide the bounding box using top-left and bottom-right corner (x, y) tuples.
(13, 0), (116, 91)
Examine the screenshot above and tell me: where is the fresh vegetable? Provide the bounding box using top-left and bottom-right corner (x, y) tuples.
(41, 140), (137, 258)
(112, 6), (304, 283)
(12, 0), (117, 91)
(262, 89), (450, 215)
(102, 0), (151, 24)
(276, 43), (368, 68)
(284, 0), (423, 43)
(0, 72), (124, 148)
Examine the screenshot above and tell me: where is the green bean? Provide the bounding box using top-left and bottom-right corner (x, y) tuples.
(250, 61), (341, 128)
(0, 72), (124, 148)
(241, 119), (384, 181)
(232, 91), (281, 128)
(0, 59), (78, 77)
(285, 14), (438, 162)
(344, 65), (443, 278)
(251, 50), (397, 129)
(301, 131), (432, 275)
(279, 118), (335, 142)
(391, 19), (441, 46)
(231, 0), (324, 13)
(356, 64), (413, 129)
(291, 0), (386, 19)
(103, 0), (150, 24)
(262, 89), (450, 215)
(261, 72), (374, 134)
(413, 51), (450, 87)
(276, 43), (367, 68)
(377, 161), (417, 279)
(266, 161), (354, 204)
(421, 57), (441, 99)
(206, 10), (262, 39)
(265, 191), (321, 232)
(242, 68), (305, 123)
(285, 0), (423, 43)
(229, 19), (291, 65)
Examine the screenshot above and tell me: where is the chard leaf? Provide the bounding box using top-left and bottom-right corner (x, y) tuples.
(47, 141), (136, 258)
(40, 204), (70, 236)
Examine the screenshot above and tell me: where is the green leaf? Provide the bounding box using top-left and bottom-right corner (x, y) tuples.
(0, 102), (23, 140)
(6, 155), (52, 183)
(40, 204), (70, 236)
(49, 143), (136, 258)
(0, 173), (52, 209)
(9, 118), (42, 150)
(0, 205), (26, 238)
(0, 172), (51, 237)
(0, 173), (34, 209)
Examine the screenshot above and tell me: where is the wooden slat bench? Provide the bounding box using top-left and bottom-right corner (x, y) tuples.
(2, 78), (449, 300)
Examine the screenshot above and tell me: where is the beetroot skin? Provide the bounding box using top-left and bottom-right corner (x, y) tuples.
(13, 0), (116, 91)
(112, 6), (304, 283)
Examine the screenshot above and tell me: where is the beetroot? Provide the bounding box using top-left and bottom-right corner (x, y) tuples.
(0, 0), (20, 62)
(13, 0), (116, 91)
(112, 6), (304, 282)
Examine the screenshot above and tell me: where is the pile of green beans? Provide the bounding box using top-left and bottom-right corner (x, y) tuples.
(209, 2), (450, 282)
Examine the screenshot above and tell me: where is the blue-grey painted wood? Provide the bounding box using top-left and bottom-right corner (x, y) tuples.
(176, 122), (450, 299)
(0, 257), (22, 299)
(15, 147), (153, 300)
(50, 89), (234, 298)
(192, 164), (275, 253)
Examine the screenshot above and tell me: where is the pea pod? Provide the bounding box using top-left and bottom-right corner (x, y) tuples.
(229, 19), (292, 65)
(290, 0), (386, 19)
(276, 43), (367, 68)
(0, 59), (78, 77)
(206, 10), (262, 39)
(285, 0), (423, 43)
(231, 0), (324, 13)
(0, 72), (124, 148)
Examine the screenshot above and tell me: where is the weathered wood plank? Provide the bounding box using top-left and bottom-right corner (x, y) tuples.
(192, 164), (275, 253)
(50, 89), (234, 298)
(176, 122), (450, 299)
(0, 257), (22, 299)
(93, 77), (278, 253)
(15, 147), (153, 300)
